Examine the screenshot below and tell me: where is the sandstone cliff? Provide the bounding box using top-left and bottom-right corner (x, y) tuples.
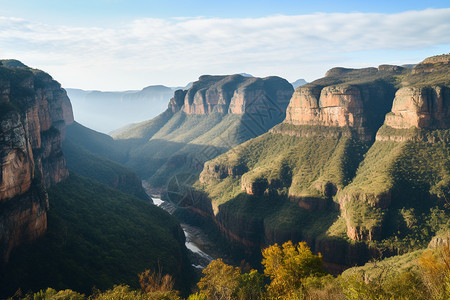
(284, 66), (400, 140)
(383, 86), (450, 131)
(179, 74), (293, 115)
(0, 60), (73, 263)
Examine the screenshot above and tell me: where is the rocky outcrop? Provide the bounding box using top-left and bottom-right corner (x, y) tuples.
(285, 85), (364, 127)
(168, 89), (187, 113)
(181, 74), (293, 115)
(422, 54), (450, 64)
(341, 66), (450, 242)
(0, 61), (73, 263)
(428, 232), (450, 249)
(284, 82), (395, 140)
(200, 163), (248, 180)
(0, 112), (34, 202)
(384, 86), (450, 130)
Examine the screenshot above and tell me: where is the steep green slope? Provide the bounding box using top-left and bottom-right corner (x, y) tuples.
(65, 122), (131, 163)
(339, 128), (450, 248)
(62, 139), (149, 200)
(199, 130), (369, 209)
(113, 74), (294, 189)
(0, 174), (191, 297)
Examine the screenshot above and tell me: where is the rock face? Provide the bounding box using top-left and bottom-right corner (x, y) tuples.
(384, 86), (450, 130)
(168, 89), (187, 113)
(180, 74), (293, 115)
(284, 82), (395, 140)
(0, 61), (73, 263)
(286, 85), (364, 127)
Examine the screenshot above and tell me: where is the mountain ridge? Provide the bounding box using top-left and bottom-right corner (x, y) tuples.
(185, 56), (450, 272)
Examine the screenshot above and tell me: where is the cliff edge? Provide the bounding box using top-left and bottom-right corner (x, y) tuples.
(0, 60), (73, 263)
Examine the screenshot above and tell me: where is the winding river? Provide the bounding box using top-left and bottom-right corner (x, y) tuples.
(143, 183), (218, 269)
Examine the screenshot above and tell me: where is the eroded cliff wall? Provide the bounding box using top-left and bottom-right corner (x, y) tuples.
(0, 60), (73, 263)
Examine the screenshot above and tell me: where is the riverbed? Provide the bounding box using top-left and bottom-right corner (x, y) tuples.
(142, 182), (221, 269)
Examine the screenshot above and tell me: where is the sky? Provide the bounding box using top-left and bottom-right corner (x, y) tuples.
(0, 0), (449, 90)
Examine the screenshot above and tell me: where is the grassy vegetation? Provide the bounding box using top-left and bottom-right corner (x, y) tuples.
(111, 110), (173, 140)
(201, 129), (370, 202)
(65, 122), (132, 164)
(340, 128), (450, 251)
(62, 139), (149, 200)
(0, 174), (190, 298)
(119, 110), (263, 186)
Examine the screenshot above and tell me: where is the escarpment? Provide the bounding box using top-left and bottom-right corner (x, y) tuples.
(0, 60), (73, 263)
(201, 65), (400, 201)
(191, 56), (450, 272)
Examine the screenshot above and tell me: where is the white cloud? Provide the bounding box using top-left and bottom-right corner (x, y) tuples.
(0, 8), (449, 90)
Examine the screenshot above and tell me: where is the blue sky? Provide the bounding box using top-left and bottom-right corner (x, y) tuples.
(0, 1), (449, 90)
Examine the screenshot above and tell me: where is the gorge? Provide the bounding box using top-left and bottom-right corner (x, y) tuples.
(0, 54), (449, 298)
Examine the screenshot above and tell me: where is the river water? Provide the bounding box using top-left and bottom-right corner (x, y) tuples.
(151, 197), (214, 268)
(141, 180), (232, 269)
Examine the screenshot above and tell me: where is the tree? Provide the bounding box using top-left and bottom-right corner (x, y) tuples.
(197, 259), (241, 300)
(419, 245), (450, 299)
(261, 241), (326, 298)
(236, 270), (265, 300)
(138, 269), (175, 293)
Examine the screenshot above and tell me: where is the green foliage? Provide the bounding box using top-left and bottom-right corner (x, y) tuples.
(195, 258), (265, 300)
(65, 122), (131, 163)
(24, 288), (85, 300)
(340, 129), (450, 251)
(0, 174), (186, 297)
(187, 292), (207, 300)
(92, 285), (181, 300)
(236, 270), (265, 300)
(11, 242), (450, 300)
(62, 139), (149, 200)
(202, 131), (369, 202)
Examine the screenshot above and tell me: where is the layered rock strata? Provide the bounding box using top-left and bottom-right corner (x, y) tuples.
(179, 74), (293, 115)
(0, 61), (73, 263)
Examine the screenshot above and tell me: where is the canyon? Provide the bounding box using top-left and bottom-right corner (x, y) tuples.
(1, 54), (449, 296)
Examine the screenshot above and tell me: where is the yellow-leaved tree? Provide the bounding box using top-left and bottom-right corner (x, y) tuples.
(262, 241), (326, 298)
(197, 259), (241, 300)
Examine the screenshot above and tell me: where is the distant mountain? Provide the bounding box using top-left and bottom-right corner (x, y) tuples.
(291, 78), (307, 89)
(66, 85), (175, 133)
